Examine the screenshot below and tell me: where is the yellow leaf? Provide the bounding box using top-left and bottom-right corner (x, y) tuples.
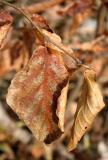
(68, 69), (105, 151)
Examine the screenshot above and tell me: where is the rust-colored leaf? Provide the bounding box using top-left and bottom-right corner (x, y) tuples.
(32, 14), (53, 32)
(0, 10), (13, 48)
(6, 46), (69, 143)
(68, 69), (105, 151)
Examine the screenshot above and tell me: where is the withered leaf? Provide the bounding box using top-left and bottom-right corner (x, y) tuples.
(42, 30), (78, 71)
(0, 10), (13, 47)
(31, 14), (78, 70)
(32, 14), (53, 32)
(42, 29), (72, 53)
(6, 46), (69, 143)
(68, 69), (105, 151)
(56, 82), (69, 132)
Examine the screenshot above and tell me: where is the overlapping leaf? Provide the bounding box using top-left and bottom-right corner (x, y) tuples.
(6, 46), (69, 143)
(42, 30), (78, 71)
(68, 69), (105, 151)
(32, 14), (78, 71)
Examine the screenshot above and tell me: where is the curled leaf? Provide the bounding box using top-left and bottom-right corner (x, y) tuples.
(6, 46), (69, 143)
(68, 69), (105, 151)
(42, 30), (78, 71)
(56, 82), (69, 132)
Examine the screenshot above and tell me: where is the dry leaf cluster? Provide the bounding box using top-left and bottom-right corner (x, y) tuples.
(0, 0), (107, 156)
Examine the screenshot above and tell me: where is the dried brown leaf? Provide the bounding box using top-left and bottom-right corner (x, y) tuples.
(42, 30), (78, 71)
(56, 82), (69, 132)
(31, 14), (78, 69)
(68, 69), (105, 151)
(42, 29), (72, 53)
(6, 46), (69, 143)
(32, 14), (53, 32)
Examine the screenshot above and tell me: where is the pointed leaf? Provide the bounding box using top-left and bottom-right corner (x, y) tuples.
(6, 46), (69, 143)
(68, 69), (105, 151)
